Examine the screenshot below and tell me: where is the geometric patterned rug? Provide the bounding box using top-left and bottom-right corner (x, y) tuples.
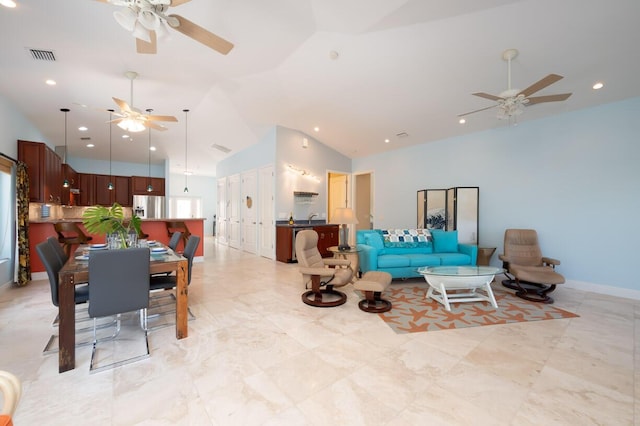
(378, 284), (578, 334)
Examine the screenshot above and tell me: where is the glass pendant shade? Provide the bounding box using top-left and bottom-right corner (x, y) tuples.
(117, 118), (146, 133)
(147, 184), (153, 192)
(63, 179), (69, 188)
(107, 182), (114, 191)
(114, 7), (137, 31)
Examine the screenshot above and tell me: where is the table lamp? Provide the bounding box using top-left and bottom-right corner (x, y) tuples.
(333, 207), (359, 250)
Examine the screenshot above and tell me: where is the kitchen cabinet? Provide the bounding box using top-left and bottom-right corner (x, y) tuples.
(61, 164), (78, 205)
(131, 176), (165, 196)
(18, 140), (62, 203)
(91, 174), (132, 207)
(78, 173), (96, 206)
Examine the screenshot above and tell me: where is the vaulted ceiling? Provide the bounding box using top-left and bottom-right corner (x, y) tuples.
(1, 0), (638, 176)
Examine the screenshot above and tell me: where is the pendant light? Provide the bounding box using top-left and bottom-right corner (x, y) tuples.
(61, 108), (70, 188)
(107, 109), (114, 190)
(183, 109), (189, 193)
(146, 109), (153, 192)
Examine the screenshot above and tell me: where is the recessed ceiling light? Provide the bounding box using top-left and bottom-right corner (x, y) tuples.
(86, 143), (94, 148)
(150, 146), (156, 151)
(384, 139), (390, 143)
(45, 79), (56, 86)
(78, 126), (88, 131)
(122, 135), (130, 139)
(314, 127), (320, 132)
(593, 82), (604, 90)
(184, 171), (193, 176)
(0, 1), (17, 8)
(459, 118), (466, 124)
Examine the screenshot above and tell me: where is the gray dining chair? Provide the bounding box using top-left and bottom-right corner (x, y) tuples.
(36, 240), (92, 353)
(88, 247), (150, 373)
(167, 231), (182, 251)
(47, 236), (68, 265)
(147, 235), (200, 328)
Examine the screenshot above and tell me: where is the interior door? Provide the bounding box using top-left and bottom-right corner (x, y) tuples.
(241, 169), (258, 254)
(216, 177), (228, 245)
(258, 165), (275, 259)
(227, 174), (242, 249)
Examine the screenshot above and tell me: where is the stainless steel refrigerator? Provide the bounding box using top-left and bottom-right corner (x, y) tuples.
(132, 195), (166, 219)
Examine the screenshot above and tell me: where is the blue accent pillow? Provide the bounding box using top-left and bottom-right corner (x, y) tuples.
(431, 230), (458, 252)
(364, 232), (384, 250)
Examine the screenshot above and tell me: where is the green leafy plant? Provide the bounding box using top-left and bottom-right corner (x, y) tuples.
(82, 203), (141, 248)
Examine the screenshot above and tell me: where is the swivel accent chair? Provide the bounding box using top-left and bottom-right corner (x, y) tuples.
(499, 229), (565, 303)
(296, 230), (353, 307)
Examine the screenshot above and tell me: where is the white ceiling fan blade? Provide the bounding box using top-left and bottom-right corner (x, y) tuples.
(146, 121), (168, 131)
(458, 104), (498, 117)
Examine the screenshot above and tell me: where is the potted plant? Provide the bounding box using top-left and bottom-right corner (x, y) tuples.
(82, 202), (142, 249)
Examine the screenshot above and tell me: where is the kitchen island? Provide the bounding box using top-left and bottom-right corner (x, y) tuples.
(28, 218), (205, 274)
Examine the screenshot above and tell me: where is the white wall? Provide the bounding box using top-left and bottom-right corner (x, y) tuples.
(353, 97), (640, 292)
(67, 156), (165, 177)
(0, 95), (47, 158)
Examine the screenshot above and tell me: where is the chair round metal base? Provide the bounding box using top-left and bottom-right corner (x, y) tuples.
(502, 279), (556, 304)
(301, 289), (347, 307)
(358, 298), (392, 313)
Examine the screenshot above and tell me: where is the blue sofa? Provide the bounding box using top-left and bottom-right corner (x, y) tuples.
(356, 229), (478, 279)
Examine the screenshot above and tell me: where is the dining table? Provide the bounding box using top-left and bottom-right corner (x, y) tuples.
(57, 243), (189, 373)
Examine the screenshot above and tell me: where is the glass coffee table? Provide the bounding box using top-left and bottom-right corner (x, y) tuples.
(417, 266), (504, 311)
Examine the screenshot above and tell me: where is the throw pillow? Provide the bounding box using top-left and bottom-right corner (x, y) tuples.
(379, 229), (431, 247)
(431, 229), (458, 252)
(364, 232), (385, 250)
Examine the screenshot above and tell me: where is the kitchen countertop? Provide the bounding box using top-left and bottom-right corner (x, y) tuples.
(275, 221), (335, 227)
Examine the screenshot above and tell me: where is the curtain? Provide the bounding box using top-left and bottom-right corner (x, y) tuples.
(16, 162), (30, 286)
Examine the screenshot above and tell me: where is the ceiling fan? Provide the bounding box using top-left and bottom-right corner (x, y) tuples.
(96, 0), (234, 55)
(459, 49), (572, 120)
(110, 71), (178, 132)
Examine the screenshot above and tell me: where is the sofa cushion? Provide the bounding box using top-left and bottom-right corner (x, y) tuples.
(405, 254), (441, 267)
(377, 254), (411, 268)
(437, 252), (472, 266)
(364, 232), (385, 251)
(431, 229), (458, 253)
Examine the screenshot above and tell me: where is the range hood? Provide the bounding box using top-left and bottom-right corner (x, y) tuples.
(293, 191), (318, 198)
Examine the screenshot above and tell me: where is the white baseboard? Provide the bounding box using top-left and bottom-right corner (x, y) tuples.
(563, 279), (640, 301)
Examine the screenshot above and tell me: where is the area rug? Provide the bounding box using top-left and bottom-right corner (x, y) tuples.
(379, 284), (578, 334)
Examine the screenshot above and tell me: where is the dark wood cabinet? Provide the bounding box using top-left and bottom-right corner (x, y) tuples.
(276, 224), (339, 263)
(61, 164), (78, 206)
(276, 226), (293, 263)
(132, 176), (165, 196)
(314, 225), (339, 257)
(78, 173), (96, 206)
(18, 140), (62, 203)
(88, 174), (132, 207)
(113, 175), (132, 206)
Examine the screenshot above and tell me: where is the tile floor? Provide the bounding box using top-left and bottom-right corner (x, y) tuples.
(1, 236), (638, 425)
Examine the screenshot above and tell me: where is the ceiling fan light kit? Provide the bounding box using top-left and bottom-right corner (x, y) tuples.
(459, 48), (572, 122)
(101, 0), (234, 55)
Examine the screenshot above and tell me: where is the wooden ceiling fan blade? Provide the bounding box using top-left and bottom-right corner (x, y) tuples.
(169, 14), (234, 55)
(458, 104), (498, 117)
(146, 114), (178, 122)
(112, 97), (132, 112)
(146, 121), (168, 131)
(136, 31), (157, 54)
(518, 74), (563, 98)
(526, 93), (572, 105)
(109, 118), (125, 124)
(170, 0), (192, 5)
(472, 92), (503, 101)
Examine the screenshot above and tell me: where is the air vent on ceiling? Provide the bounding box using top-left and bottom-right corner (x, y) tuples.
(396, 132), (409, 138)
(211, 143), (231, 153)
(80, 137), (91, 141)
(28, 48), (56, 61)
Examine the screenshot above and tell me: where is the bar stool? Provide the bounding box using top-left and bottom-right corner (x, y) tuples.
(165, 221), (190, 252)
(54, 222), (93, 258)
